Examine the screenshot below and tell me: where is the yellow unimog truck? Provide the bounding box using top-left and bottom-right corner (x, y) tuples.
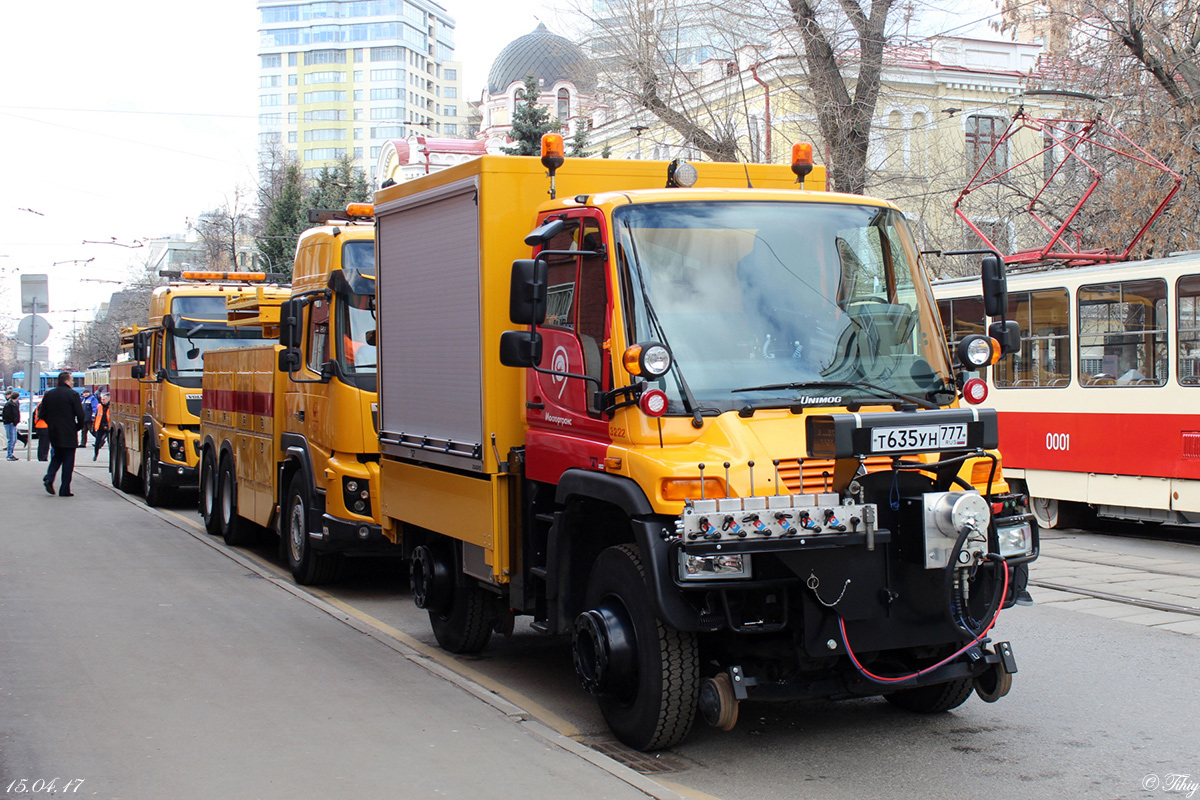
(363, 142), (1038, 751)
(199, 208), (397, 584)
(109, 272), (290, 506)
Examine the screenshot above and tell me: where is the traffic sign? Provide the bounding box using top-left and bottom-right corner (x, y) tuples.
(16, 314), (51, 345)
(15, 345), (50, 362)
(20, 274), (49, 314)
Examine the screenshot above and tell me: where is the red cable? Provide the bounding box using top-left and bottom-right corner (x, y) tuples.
(838, 560), (1010, 684)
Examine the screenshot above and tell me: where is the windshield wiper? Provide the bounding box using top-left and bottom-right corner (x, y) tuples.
(731, 380), (938, 410)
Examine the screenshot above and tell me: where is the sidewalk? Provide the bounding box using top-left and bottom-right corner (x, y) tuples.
(0, 457), (678, 800)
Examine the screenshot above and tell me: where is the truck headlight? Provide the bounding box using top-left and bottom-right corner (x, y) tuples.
(997, 521), (1033, 558)
(678, 551), (751, 581)
(343, 476), (370, 517)
(168, 438), (185, 461)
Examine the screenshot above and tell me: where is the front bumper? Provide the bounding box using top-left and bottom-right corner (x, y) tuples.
(152, 461), (198, 489)
(310, 513), (398, 555)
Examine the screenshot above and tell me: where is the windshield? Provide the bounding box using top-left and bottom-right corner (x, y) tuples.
(615, 201), (954, 412)
(343, 239), (375, 277)
(336, 292), (376, 375)
(168, 328), (265, 376)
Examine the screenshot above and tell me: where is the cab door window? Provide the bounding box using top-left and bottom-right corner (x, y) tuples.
(307, 297), (330, 373)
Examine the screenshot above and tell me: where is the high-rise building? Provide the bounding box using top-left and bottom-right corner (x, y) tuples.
(256, 0), (465, 184)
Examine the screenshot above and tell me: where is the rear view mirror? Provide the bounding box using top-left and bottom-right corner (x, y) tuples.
(279, 297), (303, 350)
(278, 349), (302, 372)
(499, 330), (543, 368)
(509, 259), (548, 325)
(131, 365), (145, 380)
(989, 320), (1021, 356)
(132, 331), (148, 363)
(365, 329), (376, 346)
(981, 256), (1008, 318)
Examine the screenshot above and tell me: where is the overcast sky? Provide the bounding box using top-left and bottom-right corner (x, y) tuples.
(0, 0), (995, 363)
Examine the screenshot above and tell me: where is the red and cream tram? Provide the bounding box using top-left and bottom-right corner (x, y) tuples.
(935, 253), (1200, 528)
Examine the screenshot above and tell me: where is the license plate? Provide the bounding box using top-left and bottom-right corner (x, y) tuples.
(871, 424), (969, 453)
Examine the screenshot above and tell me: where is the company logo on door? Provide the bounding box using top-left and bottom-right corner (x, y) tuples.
(551, 345), (569, 398)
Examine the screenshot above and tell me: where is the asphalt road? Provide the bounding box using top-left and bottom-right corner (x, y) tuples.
(5, 457), (1199, 800)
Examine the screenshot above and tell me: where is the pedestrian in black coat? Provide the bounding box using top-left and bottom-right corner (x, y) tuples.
(39, 372), (87, 497)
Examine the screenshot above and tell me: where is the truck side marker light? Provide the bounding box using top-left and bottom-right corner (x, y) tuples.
(639, 388), (668, 417)
(963, 378), (988, 404)
(839, 560), (1008, 683)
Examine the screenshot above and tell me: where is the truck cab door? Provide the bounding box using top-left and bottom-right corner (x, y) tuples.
(525, 211), (614, 481)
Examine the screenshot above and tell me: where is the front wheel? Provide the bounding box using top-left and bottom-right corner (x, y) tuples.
(285, 474), (342, 585)
(581, 544), (698, 751)
(142, 437), (167, 507)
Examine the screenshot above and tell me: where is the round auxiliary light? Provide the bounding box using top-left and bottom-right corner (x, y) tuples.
(963, 377), (989, 404)
(670, 161), (699, 188)
(346, 480), (359, 493)
(639, 389), (669, 417)
(964, 336), (994, 367)
(354, 500), (366, 512)
(641, 344), (672, 377)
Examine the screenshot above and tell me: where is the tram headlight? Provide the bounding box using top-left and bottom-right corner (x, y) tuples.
(997, 521), (1034, 558)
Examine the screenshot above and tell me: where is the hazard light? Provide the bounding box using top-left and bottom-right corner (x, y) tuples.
(180, 271), (266, 282)
(541, 133), (565, 169)
(346, 202), (374, 218)
(791, 142), (814, 182)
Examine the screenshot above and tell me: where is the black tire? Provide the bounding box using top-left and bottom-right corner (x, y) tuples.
(885, 677), (975, 713)
(142, 437), (167, 507)
(109, 434), (121, 489)
(199, 450), (221, 536)
(114, 437), (137, 494)
(586, 544), (699, 751)
(217, 457), (251, 546)
(428, 541), (493, 654)
(285, 473), (342, 585)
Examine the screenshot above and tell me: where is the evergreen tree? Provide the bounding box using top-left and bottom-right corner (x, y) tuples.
(308, 155), (372, 210)
(567, 124), (592, 158)
(502, 74), (561, 155)
(256, 160), (307, 279)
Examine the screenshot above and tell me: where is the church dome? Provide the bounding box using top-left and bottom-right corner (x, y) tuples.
(486, 23), (596, 95)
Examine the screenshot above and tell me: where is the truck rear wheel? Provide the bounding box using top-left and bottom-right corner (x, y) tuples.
(884, 677), (975, 714)
(142, 437), (167, 507)
(428, 541), (493, 654)
(581, 544), (698, 751)
(286, 474), (342, 585)
(217, 458), (251, 547)
(199, 451), (220, 536)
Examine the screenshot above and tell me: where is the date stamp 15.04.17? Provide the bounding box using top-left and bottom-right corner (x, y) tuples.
(4, 778), (85, 795)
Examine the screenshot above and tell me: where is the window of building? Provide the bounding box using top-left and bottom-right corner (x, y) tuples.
(305, 71), (346, 84)
(443, 123), (456, 135)
(444, 105), (456, 117)
(371, 106), (403, 120)
(262, 54), (282, 68)
(354, 147), (363, 159)
(354, 128), (363, 139)
(354, 108), (364, 120)
(370, 87), (401, 100)
(354, 89), (363, 101)
(287, 93), (297, 105)
(1178, 275), (1200, 385)
(260, 94), (282, 107)
(304, 90), (347, 103)
(288, 53), (298, 66)
(371, 125), (405, 138)
(261, 75), (282, 88)
(306, 49), (347, 65)
(444, 68), (456, 80)
(305, 147), (347, 160)
(370, 146), (382, 158)
(305, 109), (347, 122)
(966, 114), (1008, 180)
(288, 74), (298, 85)
(557, 88), (570, 120)
(371, 46), (401, 61)
(259, 131), (282, 146)
(443, 86), (456, 99)
(288, 112), (298, 123)
(354, 48), (364, 62)
(305, 128), (346, 141)
(371, 68), (402, 81)
(258, 113), (282, 126)
(288, 131), (297, 143)
(993, 289), (1071, 388)
(353, 70), (363, 81)
(1078, 279), (1167, 386)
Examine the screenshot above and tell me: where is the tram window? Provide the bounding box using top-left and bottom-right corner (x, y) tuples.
(937, 297), (985, 369)
(1178, 274), (1200, 385)
(995, 288), (1070, 388)
(1078, 279), (1167, 387)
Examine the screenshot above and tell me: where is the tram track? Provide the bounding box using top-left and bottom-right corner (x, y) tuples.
(1031, 547), (1200, 618)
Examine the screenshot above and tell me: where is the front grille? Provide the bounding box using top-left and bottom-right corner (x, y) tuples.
(774, 455), (894, 493)
(186, 397), (202, 417)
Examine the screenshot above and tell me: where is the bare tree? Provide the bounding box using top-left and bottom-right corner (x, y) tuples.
(195, 187), (255, 270)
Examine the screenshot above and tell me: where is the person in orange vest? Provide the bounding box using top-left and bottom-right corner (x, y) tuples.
(91, 393), (110, 461)
(32, 399), (50, 462)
